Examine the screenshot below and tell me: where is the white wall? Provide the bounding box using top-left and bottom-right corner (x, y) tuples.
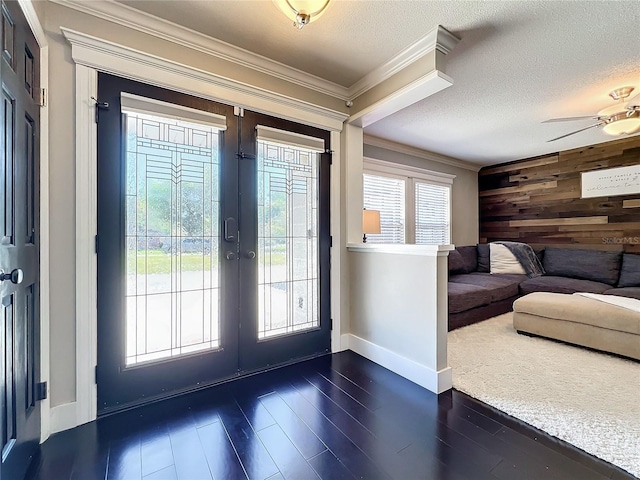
(347, 245), (452, 393)
(363, 142), (479, 246)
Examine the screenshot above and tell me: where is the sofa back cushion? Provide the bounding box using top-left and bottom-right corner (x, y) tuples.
(543, 247), (622, 286)
(456, 245), (478, 273)
(448, 250), (467, 275)
(618, 253), (640, 287)
(477, 244), (490, 272)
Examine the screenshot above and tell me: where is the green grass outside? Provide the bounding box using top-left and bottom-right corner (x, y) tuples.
(127, 251), (286, 275)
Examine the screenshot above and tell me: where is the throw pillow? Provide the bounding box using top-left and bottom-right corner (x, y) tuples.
(477, 244), (490, 272)
(618, 253), (640, 287)
(490, 243), (526, 274)
(448, 250), (467, 275)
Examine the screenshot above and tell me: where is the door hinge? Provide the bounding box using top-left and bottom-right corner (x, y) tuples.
(95, 365), (98, 384)
(91, 97), (110, 123)
(40, 88), (47, 107)
(95, 235), (99, 254)
(329, 318), (333, 331)
(329, 236), (333, 248)
(234, 106), (244, 117)
(36, 382), (47, 401)
(326, 149), (333, 165)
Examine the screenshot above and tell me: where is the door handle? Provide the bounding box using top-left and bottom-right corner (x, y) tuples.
(224, 217), (236, 242)
(245, 251), (256, 259)
(0, 268), (23, 284)
(225, 251), (237, 261)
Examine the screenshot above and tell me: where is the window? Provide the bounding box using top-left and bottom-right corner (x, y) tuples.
(363, 173), (405, 243)
(363, 159), (454, 245)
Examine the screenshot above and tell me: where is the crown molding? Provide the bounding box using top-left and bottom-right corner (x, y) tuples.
(348, 26), (459, 99)
(61, 28), (348, 131)
(363, 134), (481, 172)
(50, 0), (459, 105)
(51, 0), (351, 100)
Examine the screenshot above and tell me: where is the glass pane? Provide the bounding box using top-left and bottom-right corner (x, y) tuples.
(257, 140), (319, 339)
(415, 182), (450, 245)
(124, 110), (222, 366)
(363, 173), (405, 243)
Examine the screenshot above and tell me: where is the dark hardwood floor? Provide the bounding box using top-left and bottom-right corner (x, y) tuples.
(26, 351), (635, 480)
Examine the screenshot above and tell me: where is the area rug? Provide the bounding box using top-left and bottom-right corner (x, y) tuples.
(448, 313), (640, 478)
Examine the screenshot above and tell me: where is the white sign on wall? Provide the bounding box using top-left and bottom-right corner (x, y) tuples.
(581, 164), (640, 198)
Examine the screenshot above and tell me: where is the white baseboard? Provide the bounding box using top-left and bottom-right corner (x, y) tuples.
(50, 402), (78, 435)
(344, 334), (452, 394)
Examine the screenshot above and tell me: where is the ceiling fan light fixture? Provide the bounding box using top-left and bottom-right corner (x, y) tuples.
(602, 111), (640, 136)
(608, 86), (635, 101)
(273, 0), (331, 29)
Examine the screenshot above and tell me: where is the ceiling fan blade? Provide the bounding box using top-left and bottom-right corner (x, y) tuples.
(546, 123), (602, 142)
(626, 92), (640, 109)
(542, 116), (598, 123)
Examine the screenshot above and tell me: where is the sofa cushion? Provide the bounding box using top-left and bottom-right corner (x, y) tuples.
(477, 244), (490, 272)
(448, 250), (467, 275)
(519, 275), (610, 295)
(618, 253), (640, 287)
(447, 282), (492, 313)
(603, 287), (640, 301)
(450, 272), (525, 302)
(456, 245), (478, 273)
(542, 247), (622, 286)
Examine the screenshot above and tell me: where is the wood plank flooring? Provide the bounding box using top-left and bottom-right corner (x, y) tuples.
(26, 351), (635, 480)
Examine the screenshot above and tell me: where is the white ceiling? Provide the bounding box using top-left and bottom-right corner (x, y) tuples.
(117, 0), (640, 166)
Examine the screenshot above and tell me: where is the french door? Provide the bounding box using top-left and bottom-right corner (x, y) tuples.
(96, 74), (331, 414)
(0, 1), (41, 478)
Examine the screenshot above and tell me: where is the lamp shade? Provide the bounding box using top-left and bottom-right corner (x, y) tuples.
(362, 210), (381, 234)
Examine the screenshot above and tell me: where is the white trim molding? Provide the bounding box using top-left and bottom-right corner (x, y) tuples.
(349, 25), (459, 99)
(343, 334), (452, 394)
(364, 157), (456, 185)
(51, 0), (459, 105)
(349, 70), (454, 128)
(51, 0), (351, 100)
(347, 243), (454, 256)
(61, 28), (348, 132)
(50, 402), (80, 435)
(75, 65), (99, 427)
(364, 134), (481, 172)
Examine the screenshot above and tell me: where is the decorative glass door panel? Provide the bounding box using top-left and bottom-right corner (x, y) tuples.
(257, 140), (319, 339)
(97, 74), (330, 413)
(124, 110), (222, 365)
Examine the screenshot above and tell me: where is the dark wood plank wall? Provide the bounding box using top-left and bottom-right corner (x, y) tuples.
(479, 136), (640, 253)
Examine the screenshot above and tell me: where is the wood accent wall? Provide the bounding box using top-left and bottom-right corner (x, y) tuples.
(479, 136), (640, 253)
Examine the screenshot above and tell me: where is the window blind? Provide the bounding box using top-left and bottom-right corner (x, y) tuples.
(363, 173), (405, 243)
(415, 181), (450, 245)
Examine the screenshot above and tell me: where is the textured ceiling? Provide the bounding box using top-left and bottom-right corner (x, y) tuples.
(118, 0), (640, 165)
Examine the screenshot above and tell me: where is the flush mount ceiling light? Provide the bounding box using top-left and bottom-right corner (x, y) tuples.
(273, 0), (331, 29)
(544, 86), (640, 142)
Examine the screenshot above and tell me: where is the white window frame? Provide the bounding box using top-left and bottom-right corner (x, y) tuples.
(363, 158), (455, 244)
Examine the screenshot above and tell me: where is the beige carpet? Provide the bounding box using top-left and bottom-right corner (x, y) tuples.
(448, 313), (640, 478)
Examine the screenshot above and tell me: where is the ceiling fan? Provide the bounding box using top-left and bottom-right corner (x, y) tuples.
(544, 86), (640, 142)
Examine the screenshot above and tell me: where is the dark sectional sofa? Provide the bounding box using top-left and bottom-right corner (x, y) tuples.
(448, 244), (640, 331)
